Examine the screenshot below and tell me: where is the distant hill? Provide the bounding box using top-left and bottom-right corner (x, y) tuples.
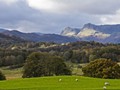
(0, 28), (7, 33)
(0, 33), (25, 47)
(1, 30), (78, 43)
(2, 30), (42, 42)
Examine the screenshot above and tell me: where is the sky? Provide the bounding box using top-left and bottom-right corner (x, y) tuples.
(0, 0), (120, 34)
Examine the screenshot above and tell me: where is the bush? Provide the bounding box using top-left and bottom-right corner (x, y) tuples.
(0, 71), (6, 80)
(77, 65), (82, 68)
(82, 58), (120, 79)
(22, 52), (71, 78)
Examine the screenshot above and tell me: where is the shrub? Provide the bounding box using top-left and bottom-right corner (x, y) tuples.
(82, 58), (120, 79)
(0, 71), (6, 80)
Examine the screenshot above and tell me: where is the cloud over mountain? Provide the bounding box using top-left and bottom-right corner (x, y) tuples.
(0, 0), (120, 33)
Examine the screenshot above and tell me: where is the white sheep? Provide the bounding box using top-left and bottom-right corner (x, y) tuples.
(59, 79), (62, 82)
(75, 79), (78, 81)
(104, 82), (110, 86)
(103, 86), (107, 90)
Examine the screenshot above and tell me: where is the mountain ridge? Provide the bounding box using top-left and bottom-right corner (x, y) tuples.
(0, 29), (78, 43)
(0, 23), (120, 43)
(61, 23), (120, 43)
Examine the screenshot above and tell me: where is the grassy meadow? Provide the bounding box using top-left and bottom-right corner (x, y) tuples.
(0, 76), (120, 90)
(0, 63), (120, 90)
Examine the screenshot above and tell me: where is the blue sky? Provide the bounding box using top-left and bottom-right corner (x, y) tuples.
(0, 0), (120, 34)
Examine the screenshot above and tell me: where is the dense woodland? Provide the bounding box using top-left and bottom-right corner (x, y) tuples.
(0, 41), (120, 79)
(0, 41), (119, 67)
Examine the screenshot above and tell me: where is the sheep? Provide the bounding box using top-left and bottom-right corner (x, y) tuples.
(104, 82), (110, 86)
(103, 86), (107, 90)
(59, 79), (62, 82)
(75, 78), (78, 82)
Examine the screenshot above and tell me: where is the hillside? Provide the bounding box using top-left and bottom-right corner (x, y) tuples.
(1, 30), (77, 43)
(0, 29), (6, 33)
(0, 33), (26, 47)
(0, 76), (119, 90)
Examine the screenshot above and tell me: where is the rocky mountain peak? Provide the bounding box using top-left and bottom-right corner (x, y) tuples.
(61, 27), (80, 37)
(83, 23), (96, 29)
(61, 23), (120, 43)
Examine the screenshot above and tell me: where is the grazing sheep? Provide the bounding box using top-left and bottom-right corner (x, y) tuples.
(103, 86), (107, 90)
(75, 79), (78, 81)
(59, 79), (62, 82)
(104, 82), (110, 86)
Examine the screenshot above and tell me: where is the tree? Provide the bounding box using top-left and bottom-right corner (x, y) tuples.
(16, 55), (24, 64)
(22, 52), (71, 78)
(63, 50), (73, 61)
(82, 58), (120, 79)
(0, 71), (6, 80)
(90, 47), (120, 62)
(4, 55), (16, 66)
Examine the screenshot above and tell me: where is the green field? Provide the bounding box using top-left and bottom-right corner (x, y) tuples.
(0, 76), (120, 90)
(0, 64), (120, 90)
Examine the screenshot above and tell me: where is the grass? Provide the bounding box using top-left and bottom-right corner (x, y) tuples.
(0, 66), (23, 80)
(0, 63), (120, 90)
(0, 76), (120, 90)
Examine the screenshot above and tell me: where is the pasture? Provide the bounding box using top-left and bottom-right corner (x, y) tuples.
(0, 76), (120, 90)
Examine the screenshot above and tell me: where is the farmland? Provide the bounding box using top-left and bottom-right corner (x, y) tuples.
(0, 76), (120, 90)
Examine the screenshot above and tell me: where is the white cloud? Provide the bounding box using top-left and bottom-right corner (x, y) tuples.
(0, 0), (17, 5)
(26, 0), (93, 13)
(0, 0), (120, 33)
(100, 9), (120, 24)
(26, 0), (120, 15)
(26, 0), (67, 13)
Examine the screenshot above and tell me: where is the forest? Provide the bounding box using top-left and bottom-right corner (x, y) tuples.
(0, 41), (119, 67)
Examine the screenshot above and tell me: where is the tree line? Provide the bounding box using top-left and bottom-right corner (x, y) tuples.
(0, 41), (119, 67)
(0, 41), (119, 80)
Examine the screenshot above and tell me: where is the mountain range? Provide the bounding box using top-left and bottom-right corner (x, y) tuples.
(0, 23), (120, 43)
(0, 29), (77, 43)
(61, 23), (120, 43)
